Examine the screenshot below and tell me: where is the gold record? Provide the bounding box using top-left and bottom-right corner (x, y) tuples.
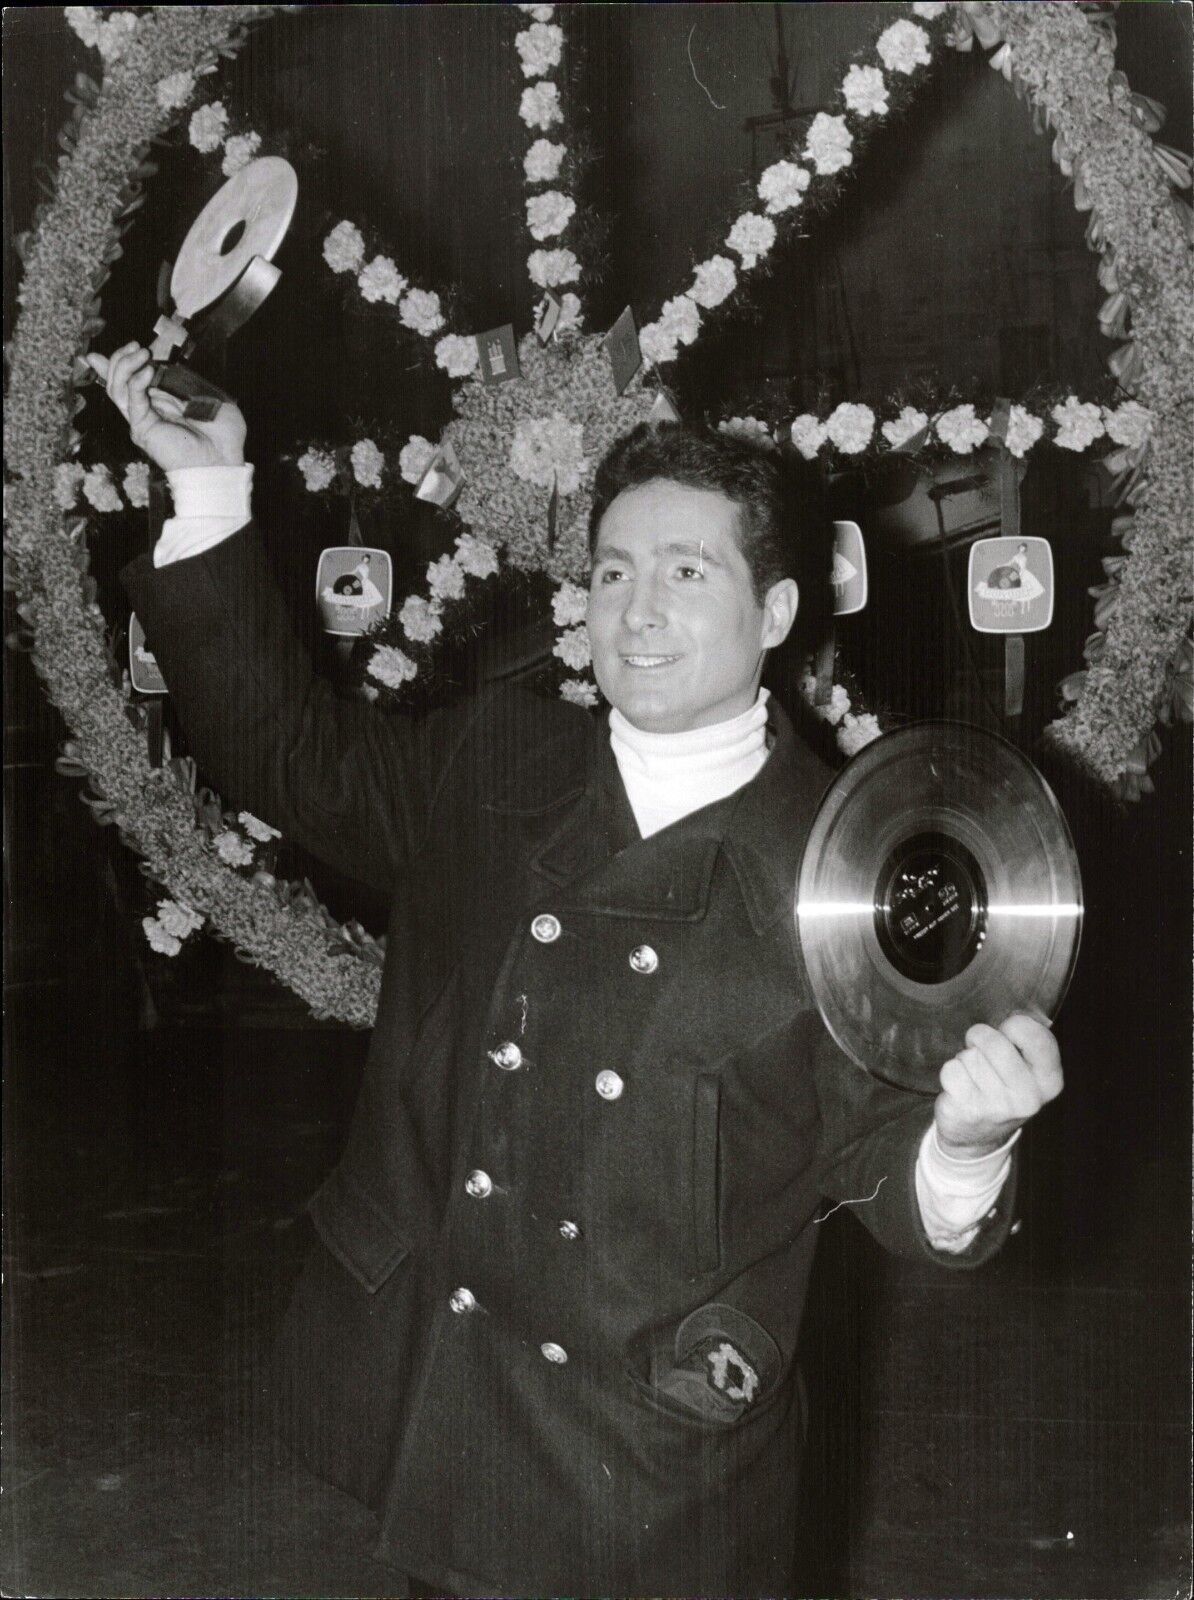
(796, 722), (1083, 1093)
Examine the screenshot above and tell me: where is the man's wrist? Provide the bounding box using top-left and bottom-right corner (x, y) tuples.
(931, 1122), (1021, 1164)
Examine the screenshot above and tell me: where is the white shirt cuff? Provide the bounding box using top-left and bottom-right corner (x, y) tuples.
(915, 1122), (1020, 1254)
(154, 464), (253, 567)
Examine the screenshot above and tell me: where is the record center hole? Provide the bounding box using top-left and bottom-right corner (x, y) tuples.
(218, 219), (247, 256)
(874, 831), (988, 985)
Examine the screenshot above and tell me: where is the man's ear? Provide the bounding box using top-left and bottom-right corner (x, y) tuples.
(760, 577), (799, 650)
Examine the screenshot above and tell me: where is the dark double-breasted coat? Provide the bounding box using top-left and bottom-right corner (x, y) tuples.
(126, 525), (1017, 1596)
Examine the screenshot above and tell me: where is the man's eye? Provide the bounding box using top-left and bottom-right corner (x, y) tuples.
(598, 568), (626, 583)
(675, 564), (704, 580)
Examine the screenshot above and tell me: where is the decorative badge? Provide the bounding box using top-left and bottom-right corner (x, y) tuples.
(831, 519), (868, 617)
(414, 439), (464, 508)
(968, 535), (1054, 634)
(603, 306), (642, 395)
(128, 614), (167, 695)
(534, 289), (562, 345)
(315, 546), (393, 636)
(476, 323), (520, 385)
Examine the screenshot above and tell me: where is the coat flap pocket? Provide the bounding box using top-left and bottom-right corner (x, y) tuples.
(308, 1166), (412, 1295)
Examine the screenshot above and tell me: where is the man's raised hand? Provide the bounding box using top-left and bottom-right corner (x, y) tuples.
(85, 343), (246, 472)
(933, 1012), (1063, 1159)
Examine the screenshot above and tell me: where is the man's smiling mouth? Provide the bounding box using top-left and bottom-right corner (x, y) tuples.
(622, 654), (682, 668)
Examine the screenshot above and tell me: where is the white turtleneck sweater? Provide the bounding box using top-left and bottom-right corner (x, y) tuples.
(152, 464), (1017, 1252)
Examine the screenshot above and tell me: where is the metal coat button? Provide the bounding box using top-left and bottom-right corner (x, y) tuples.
(558, 1220), (581, 1241)
(540, 1341), (568, 1364)
(489, 1041), (523, 1071)
(466, 1169), (493, 1199)
(531, 913), (561, 943)
(595, 1069), (624, 1101)
(629, 944), (659, 975)
(449, 1287), (476, 1314)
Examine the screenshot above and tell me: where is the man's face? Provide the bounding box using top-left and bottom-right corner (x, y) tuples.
(587, 479), (797, 733)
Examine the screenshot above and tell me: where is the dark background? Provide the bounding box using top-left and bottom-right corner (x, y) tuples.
(4, 5), (1191, 1596)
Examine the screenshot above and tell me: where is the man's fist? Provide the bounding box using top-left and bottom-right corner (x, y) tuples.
(934, 1013), (1063, 1158)
(85, 342), (246, 472)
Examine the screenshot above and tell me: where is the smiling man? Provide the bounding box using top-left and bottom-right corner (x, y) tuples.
(96, 343), (1062, 1596)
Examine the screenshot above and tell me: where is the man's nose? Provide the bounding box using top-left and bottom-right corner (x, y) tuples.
(622, 574), (667, 632)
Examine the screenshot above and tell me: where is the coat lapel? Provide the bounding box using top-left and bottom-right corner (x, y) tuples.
(523, 699), (832, 930)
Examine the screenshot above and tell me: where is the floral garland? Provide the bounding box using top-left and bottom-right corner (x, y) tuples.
(5, 6), (382, 1024)
(6, 5), (1190, 1026)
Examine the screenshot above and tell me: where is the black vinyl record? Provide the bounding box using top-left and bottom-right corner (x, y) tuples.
(796, 722), (1083, 1093)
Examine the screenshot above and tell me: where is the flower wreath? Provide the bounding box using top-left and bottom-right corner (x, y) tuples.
(5, 3), (1191, 1025)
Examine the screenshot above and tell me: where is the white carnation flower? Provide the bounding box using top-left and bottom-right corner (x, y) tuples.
(1102, 401), (1153, 451)
(237, 812), (281, 843)
(838, 711), (883, 757)
(1002, 405), (1044, 459)
(322, 220), (366, 275)
(350, 438), (385, 489)
(638, 321), (680, 367)
(805, 679), (851, 727)
(804, 112), (853, 175)
(912, 2), (949, 20)
(367, 646), (418, 689)
(520, 81), (563, 131)
(509, 413), (589, 495)
(221, 131), (261, 177)
(658, 294), (700, 346)
(560, 677), (599, 708)
(156, 71), (196, 112)
(96, 12), (138, 64)
(718, 416), (774, 448)
(435, 334), (480, 378)
(357, 255), (407, 305)
(789, 415), (828, 460)
(297, 447), (337, 492)
(399, 594), (444, 645)
(82, 463), (121, 513)
(399, 287), (445, 336)
(842, 64), (889, 118)
(188, 102), (229, 154)
(515, 21), (564, 78)
(551, 581), (588, 628)
(122, 462), (150, 509)
(526, 190), (576, 241)
(757, 160), (811, 215)
(399, 435), (437, 486)
(213, 829), (254, 868)
(454, 534), (500, 579)
(65, 7), (102, 47)
(556, 291), (583, 334)
(881, 406), (929, 448)
(876, 19), (933, 75)
(690, 255), (738, 309)
(825, 402), (875, 455)
(156, 899), (204, 939)
(528, 247), (580, 288)
(517, 4), (555, 21)
(54, 463), (85, 511)
(726, 213), (777, 271)
(1051, 396), (1104, 453)
(524, 138), (566, 183)
(142, 917), (182, 958)
(553, 625), (592, 672)
(427, 555), (467, 603)
(935, 403), (989, 454)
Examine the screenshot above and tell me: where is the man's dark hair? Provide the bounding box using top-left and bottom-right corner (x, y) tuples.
(589, 422), (819, 606)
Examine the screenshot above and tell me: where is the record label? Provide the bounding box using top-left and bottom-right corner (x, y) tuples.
(796, 722), (1082, 1092)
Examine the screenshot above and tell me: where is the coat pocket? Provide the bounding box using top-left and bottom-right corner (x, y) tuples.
(688, 1072), (722, 1276)
(309, 1165), (412, 1295)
